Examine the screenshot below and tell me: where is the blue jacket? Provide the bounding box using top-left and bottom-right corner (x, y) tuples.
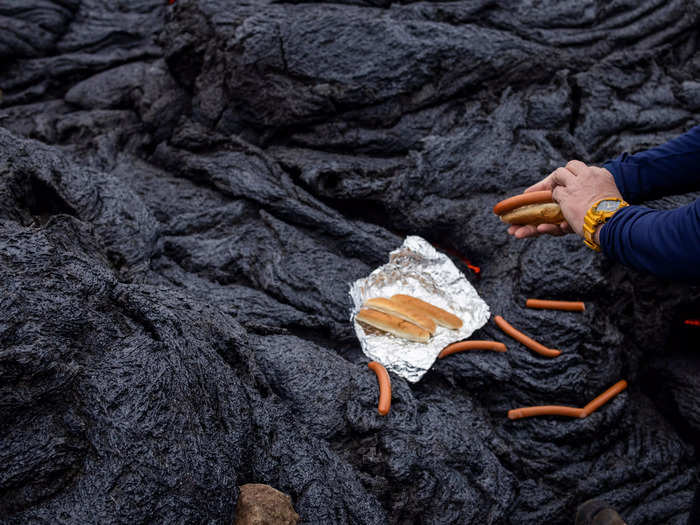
(600, 125), (700, 282)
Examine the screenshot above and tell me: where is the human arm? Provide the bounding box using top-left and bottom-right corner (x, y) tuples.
(598, 199), (700, 281)
(506, 160), (700, 281)
(507, 125), (700, 239)
(603, 125), (700, 203)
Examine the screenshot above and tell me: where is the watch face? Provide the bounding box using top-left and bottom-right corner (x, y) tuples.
(595, 200), (620, 212)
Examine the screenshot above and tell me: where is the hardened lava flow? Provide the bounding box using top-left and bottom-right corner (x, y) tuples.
(1, 0), (699, 523)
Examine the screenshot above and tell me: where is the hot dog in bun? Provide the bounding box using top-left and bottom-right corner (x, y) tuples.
(493, 190), (564, 225)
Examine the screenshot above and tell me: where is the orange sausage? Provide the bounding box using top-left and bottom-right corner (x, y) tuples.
(508, 379), (628, 420)
(526, 299), (585, 312)
(508, 405), (584, 420)
(493, 315), (561, 357)
(493, 190), (554, 215)
(439, 340), (507, 359)
(367, 361), (391, 416)
(580, 380), (628, 417)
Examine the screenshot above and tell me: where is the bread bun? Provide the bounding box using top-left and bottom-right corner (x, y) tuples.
(390, 295), (462, 330)
(364, 297), (437, 334)
(499, 202), (564, 225)
(356, 309), (431, 343)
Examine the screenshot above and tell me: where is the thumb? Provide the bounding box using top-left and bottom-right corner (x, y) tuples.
(524, 173), (555, 193)
(550, 166), (576, 188)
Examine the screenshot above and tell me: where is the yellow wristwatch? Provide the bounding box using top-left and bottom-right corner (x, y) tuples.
(583, 198), (629, 251)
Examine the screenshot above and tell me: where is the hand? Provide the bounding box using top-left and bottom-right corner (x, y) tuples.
(550, 160), (623, 237)
(507, 160), (622, 239)
(506, 173), (572, 239)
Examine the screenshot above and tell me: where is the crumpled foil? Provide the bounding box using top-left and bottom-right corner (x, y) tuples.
(349, 236), (490, 382)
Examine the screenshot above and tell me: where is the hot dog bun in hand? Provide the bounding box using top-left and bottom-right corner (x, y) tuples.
(493, 190), (564, 225)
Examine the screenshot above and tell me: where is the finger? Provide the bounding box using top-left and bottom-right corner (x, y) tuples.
(536, 223), (562, 236)
(565, 160), (588, 176)
(524, 174), (555, 193)
(550, 166), (576, 188)
(507, 225), (523, 237)
(514, 225), (539, 239)
(537, 224), (567, 237)
(552, 184), (566, 203)
(560, 221), (572, 233)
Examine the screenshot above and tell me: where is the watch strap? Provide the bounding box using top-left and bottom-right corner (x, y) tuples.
(582, 198), (628, 251)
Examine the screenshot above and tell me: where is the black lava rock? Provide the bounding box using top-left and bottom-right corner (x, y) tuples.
(1, 0), (699, 524)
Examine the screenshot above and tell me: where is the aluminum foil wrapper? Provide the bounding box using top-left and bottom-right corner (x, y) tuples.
(349, 236), (490, 382)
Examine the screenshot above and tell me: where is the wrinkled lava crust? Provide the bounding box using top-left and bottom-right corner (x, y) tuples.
(1, 0), (699, 523)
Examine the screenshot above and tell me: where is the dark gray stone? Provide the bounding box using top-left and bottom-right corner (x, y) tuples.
(1, 0), (699, 524)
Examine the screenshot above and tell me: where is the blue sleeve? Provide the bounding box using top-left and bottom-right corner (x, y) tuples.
(599, 200), (700, 282)
(602, 125), (700, 203)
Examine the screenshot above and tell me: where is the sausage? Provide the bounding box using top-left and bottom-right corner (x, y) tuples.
(508, 405), (584, 420)
(367, 361), (391, 416)
(493, 190), (555, 215)
(526, 299), (586, 312)
(493, 315), (561, 357)
(508, 379), (628, 420)
(580, 380), (628, 417)
(438, 340), (507, 358)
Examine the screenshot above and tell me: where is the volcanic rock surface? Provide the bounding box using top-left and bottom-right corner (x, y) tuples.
(1, 0), (700, 523)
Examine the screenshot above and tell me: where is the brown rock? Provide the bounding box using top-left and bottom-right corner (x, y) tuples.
(234, 484), (300, 525)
